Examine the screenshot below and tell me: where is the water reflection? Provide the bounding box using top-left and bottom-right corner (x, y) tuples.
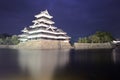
(18, 49), (70, 80)
(0, 49), (20, 79)
(0, 48), (120, 80)
(112, 48), (120, 64)
(53, 49), (117, 80)
(70, 49), (113, 65)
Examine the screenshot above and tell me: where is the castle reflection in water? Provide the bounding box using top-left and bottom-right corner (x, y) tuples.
(0, 48), (120, 80)
(18, 49), (70, 80)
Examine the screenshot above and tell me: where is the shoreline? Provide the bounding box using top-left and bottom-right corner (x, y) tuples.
(0, 45), (17, 49)
(0, 43), (114, 50)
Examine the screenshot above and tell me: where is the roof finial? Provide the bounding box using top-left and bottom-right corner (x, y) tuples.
(45, 9), (49, 14)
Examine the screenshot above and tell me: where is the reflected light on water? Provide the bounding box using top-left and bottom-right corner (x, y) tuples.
(0, 49), (120, 80)
(112, 48), (120, 64)
(18, 49), (70, 80)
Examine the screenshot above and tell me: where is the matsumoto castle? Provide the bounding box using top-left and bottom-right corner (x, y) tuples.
(18, 10), (71, 49)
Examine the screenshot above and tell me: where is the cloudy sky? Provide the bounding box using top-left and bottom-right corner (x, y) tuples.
(0, 0), (120, 40)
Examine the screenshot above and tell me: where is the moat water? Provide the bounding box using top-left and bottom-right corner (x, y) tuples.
(0, 48), (120, 80)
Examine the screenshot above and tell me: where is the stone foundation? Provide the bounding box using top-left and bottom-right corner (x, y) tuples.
(17, 39), (72, 49)
(74, 43), (113, 49)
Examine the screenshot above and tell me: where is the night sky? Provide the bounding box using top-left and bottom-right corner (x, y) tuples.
(0, 0), (120, 41)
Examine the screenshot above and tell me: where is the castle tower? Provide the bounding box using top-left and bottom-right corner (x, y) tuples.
(18, 10), (71, 49)
(19, 10), (70, 42)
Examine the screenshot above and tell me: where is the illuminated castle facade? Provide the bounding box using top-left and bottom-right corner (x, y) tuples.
(18, 10), (71, 49)
(19, 10), (71, 42)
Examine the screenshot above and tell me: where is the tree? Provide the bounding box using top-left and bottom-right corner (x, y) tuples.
(95, 31), (114, 43)
(77, 31), (115, 43)
(89, 35), (100, 43)
(0, 38), (3, 44)
(78, 37), (90, 43)
(0, 34), (20, 45)
(11, 35), (20, 45)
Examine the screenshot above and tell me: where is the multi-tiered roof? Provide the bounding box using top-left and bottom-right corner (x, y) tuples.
(19, 10), (71, 42)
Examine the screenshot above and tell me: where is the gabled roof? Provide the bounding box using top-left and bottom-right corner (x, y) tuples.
(41, 10), (49, 15)
(35, 10), (53, 19)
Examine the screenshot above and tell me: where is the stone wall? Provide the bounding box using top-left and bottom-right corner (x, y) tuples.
(0, 45), (16, 49)
(17, 39), (72, 49)
(74, 43), (113, 49)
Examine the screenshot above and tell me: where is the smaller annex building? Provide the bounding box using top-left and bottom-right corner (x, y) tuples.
(18, 10), (71, 49)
